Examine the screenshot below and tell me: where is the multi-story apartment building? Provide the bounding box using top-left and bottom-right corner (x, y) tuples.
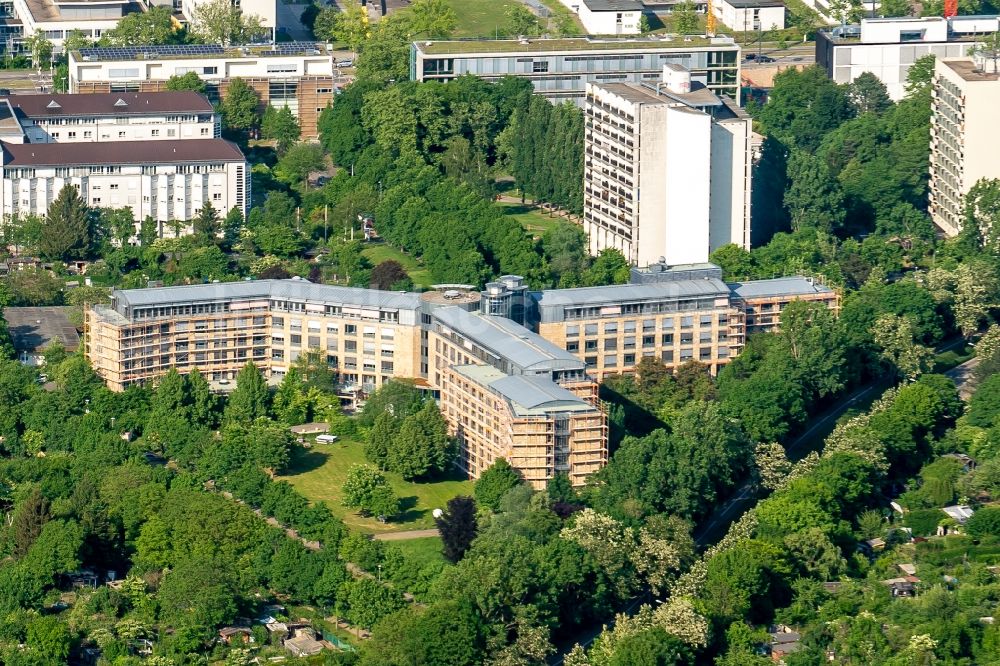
(583, 66), (752, 267)
(0, 91), (219, 144)
(430, 305), (606, 487)
(85, 278), (607, 488)
(534, 267), (743, 380)
(816, 16), (999, 101)
(556, 0), (642, 35)
(928, 57), (1000, 237)
(0, 138), (250, 231)
(86, 279), (423, 391)
(68, 43), (337, 138)
(410, 36), (742, 104)
(728, 275), (839, 334)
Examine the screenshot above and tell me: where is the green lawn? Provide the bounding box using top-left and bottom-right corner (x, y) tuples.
(389, 536), (447, 566)
(361, 242), (435, 288)
(446, 0), (519, 38)
(499, 202), (565, 237)
(277, 439), (474, 534)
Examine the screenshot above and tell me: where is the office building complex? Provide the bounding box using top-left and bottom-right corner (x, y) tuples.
(0, 91), (219, 144)
(86, 279), (607, 488)
(410, 36), (742, 104)
(557, 0), (642, 35)
(816, 16), (999, 101)
(68, 43), (337, 138)
(583, 65), (752, 267)
(929, 57), (1000, 237)
(83, 264), (836, 485)
(0, 139), (249, 231)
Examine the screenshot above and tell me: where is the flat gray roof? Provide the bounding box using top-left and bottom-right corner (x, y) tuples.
(581, 0), (642, 10)
(113, 279), (422, 312)
(5, 306), (80, 352)
(454, 365), (595, 417)
(412, 36), (739, 55)
(728, 277), (834, 299)
(597, 80), (723, 108)
(537, 277), (731, 308)
(433, 306), (584, 373)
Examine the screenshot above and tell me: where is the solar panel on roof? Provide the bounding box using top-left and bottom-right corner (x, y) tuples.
(79, 44), (226, 61)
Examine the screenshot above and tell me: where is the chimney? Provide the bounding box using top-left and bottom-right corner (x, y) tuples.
(662, 63), (691, 94)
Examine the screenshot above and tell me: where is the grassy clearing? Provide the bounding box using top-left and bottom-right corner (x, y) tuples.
(447, 0), (518, 38)
(389, 536), (447, 566)
(277, 439), (474, 534)
(361, 242), (435, 288)
(499, 201), (565, 237)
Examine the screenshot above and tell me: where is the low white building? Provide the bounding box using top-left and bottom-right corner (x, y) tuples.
(1, 138), (250, 234)
(0, 91), (219, 144)
(68, 42), (337, 138)
(714, 0), (785, 32)
(181, 0), (278, 40)
(557, 0), (642, 35)
(11, 0), (145, 49)
(583, 64), (752, 267)
(816, 15), (1000, 100)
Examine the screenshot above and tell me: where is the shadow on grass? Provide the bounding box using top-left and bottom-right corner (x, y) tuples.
(285, 448), (330, 475)
(395, 496), (427, 524)
(644, 11), (666, 30)
(501, 204), (537, 216)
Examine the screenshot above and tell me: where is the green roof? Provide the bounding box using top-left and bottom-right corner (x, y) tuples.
(413, 36), (739, 55)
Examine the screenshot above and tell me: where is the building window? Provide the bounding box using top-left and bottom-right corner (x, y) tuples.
(83, 131), (92, 138)
(68, 132), (76, 139)
(662, 350), (674, 362)
(566, 325), (579, 337)
(661, 333), (674, 344)
(624, 353), (636, 365)
(110, 184), (118, 190)
(585, 356), (597, 367)
(566, 341), (579, 352)
(532, 61), (549, 73)
(605, 355), (618, 368)
(152, 129), (160, 137)
(681, 316), (694, 328)
(603, 338), (617, 351)
(92, 198), (101, 204)
(213, 193), (222, 200)
(201, 127), (209, 135)
(119, 131), (126, 138)
(290, 334), (302, 346)
(585, 340), (598, 352)
(167, 129), (176, 137)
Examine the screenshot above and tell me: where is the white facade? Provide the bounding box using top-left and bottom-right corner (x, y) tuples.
(12, 0), (137, 47)
(181, 0), (278, 37)
(1, 139), (249, 233)
(929, 58), (1000, 237)
(68, 45), (335, 93)
(558, 0), (642, 35)
(583, 68), (752, 267)
(714, 0), (785, 31)
(816, 16), (999, 100)
(22, 113), (218, 144)
(3, 92), (220, 144)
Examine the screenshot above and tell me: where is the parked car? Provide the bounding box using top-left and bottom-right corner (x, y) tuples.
(744, 53), (756, 61)
(757, 55), (776, 63)
(336, 59), (354, 68)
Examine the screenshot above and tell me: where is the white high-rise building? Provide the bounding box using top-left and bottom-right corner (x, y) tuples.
(583, 64), (752, 267)
(929, 57), (1000, 237)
